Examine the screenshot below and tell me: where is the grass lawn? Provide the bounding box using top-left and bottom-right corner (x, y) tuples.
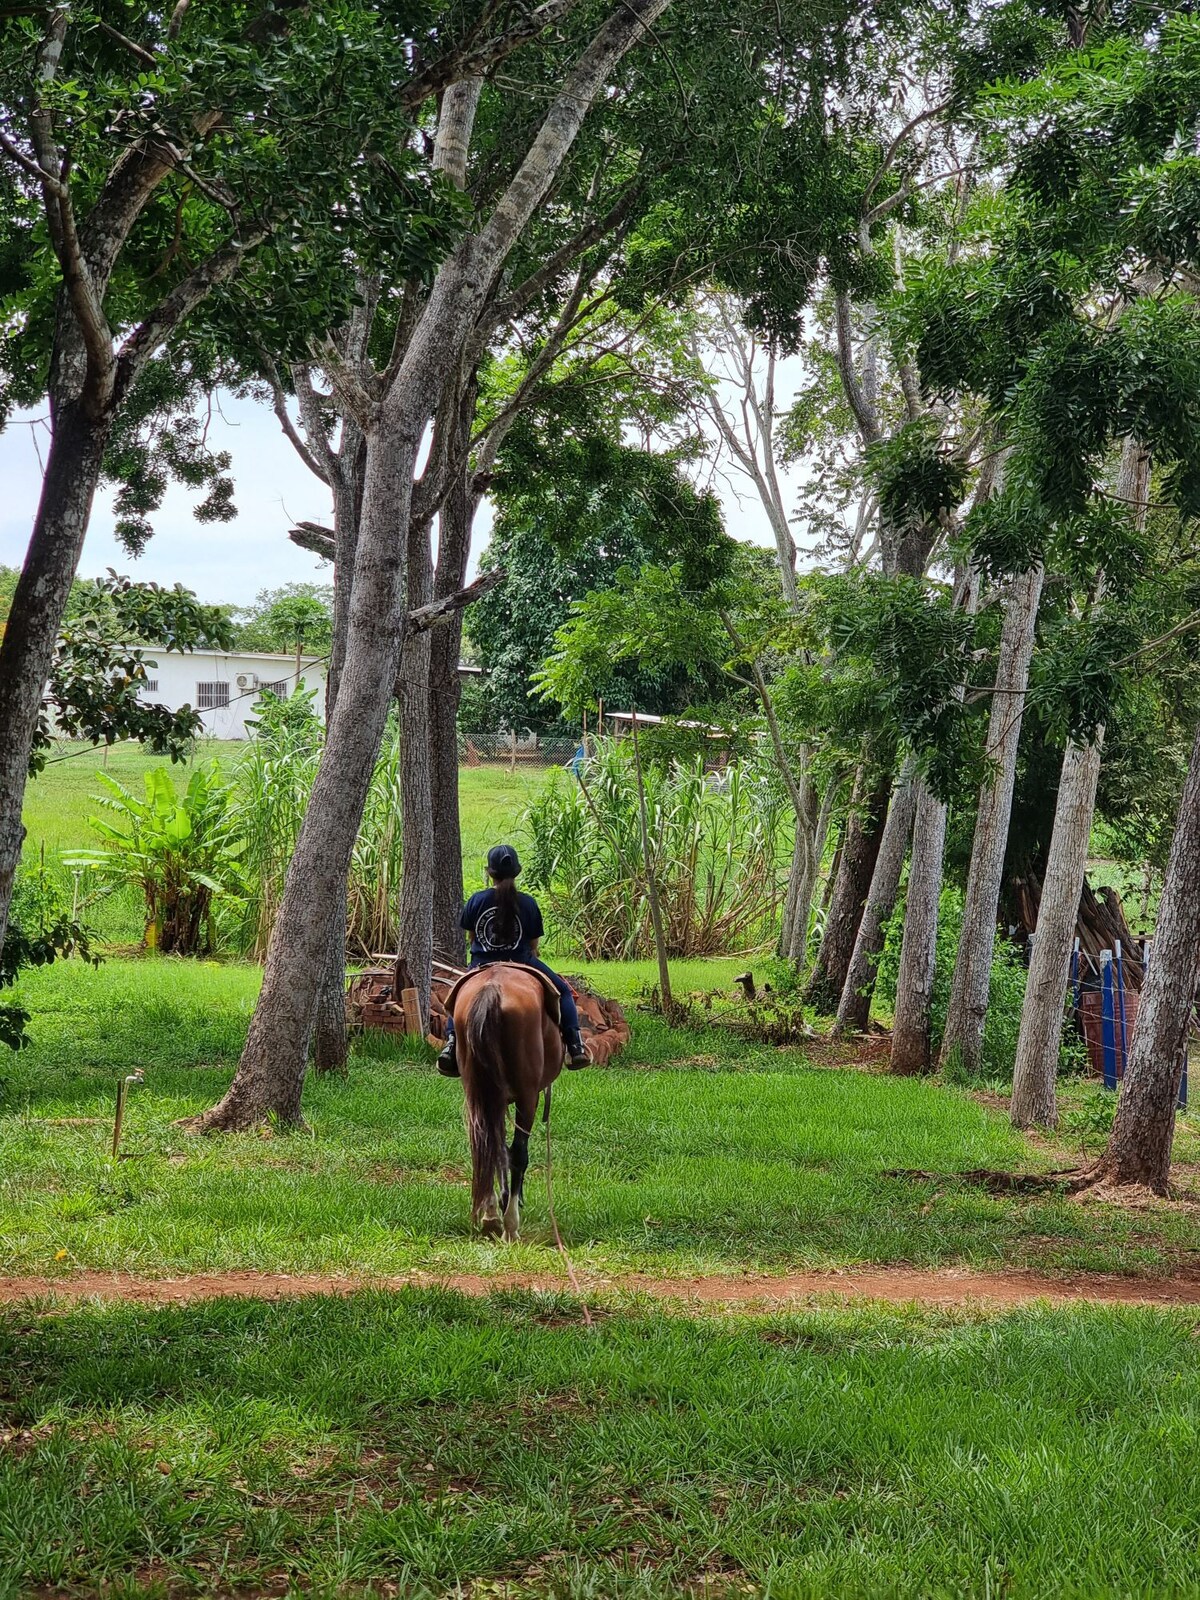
(4, 1289), (1200, 1598)
(10, 767), (1200, 1596)
(4, 957), (1200, 1282)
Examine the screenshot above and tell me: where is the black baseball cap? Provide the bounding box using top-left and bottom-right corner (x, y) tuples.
(487, 844), (522, 879)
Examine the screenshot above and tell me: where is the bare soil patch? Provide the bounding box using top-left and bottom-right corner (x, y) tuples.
(5, 1263), (1200, 1312)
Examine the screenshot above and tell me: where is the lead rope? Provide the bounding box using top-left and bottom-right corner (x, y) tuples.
(541, 1086), (593, 1329)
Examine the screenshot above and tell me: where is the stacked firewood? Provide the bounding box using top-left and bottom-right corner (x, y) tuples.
(1010, 876), (1145, 988)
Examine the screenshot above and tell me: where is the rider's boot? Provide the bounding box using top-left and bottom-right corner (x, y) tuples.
(437, 1036), (460, 1077)
(564, 1030), (589, 1069)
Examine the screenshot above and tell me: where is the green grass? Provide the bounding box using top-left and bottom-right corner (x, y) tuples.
(20, 743), (544, 945)
(4, 958), (1200, 1281)
(4, 1290), (1200, 1597)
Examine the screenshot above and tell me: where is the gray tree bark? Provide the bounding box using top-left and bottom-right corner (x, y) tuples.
(195, 0), (674, 1130)
(0, 402), (110, 953)
(310, 416), (366, 1074)
(1095, 718), (1200, 1192)
(430, 386), (477, 966)
(1009, 734), (1105, 1127)
(397, 512), (436, 1027)
(834, 762), (917, 1034)
(939, 565), (1043, 1075)
(889, 779), (949, 1074)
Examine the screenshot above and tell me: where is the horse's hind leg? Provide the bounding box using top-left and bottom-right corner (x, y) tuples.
(503, 1099), (535, 1242)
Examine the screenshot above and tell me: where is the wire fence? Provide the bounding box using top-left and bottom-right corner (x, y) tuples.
(460, 731), (579, 769)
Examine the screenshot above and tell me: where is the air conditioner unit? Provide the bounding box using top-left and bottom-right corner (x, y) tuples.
(235, 673), (258, 691)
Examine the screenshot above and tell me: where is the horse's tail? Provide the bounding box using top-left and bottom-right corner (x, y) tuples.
(462, 980), (509, 1208)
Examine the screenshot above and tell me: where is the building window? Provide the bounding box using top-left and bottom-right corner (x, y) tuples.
(262, 679), (290, 698)
(142, 679), (159, 694)
(196, 681), (230, 711)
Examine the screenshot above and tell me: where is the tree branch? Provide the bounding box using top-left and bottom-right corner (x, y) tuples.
(0, 128), (66, 195)
(291, 363), (340, 483)
(405, 566), (504, 636)
(115, 230), (265, 395)
(396, 0), (585, 111)
(861, 98), (952, 214)
(289, 522), (337, 561)
(833, 290), (880, 444)
(312, 333), (379, 431)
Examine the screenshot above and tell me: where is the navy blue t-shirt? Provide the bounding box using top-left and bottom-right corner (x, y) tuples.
(461, 888), (544, 962)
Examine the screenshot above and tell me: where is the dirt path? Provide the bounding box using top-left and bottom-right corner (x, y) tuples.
(4, 1264), (1200, 1312)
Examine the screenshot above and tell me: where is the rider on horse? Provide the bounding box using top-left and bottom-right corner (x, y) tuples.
(438, 843), (589, 1076)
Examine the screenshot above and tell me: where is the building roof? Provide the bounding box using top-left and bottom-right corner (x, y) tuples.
(144, 646), (325, 665)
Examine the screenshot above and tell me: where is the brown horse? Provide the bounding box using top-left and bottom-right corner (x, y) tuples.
(452, 963), (565, 1240)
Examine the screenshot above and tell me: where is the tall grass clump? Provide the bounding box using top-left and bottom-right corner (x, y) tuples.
(523, 739), (788, 960)
(233, 690), (403, 958)
(234, 692), (323, 958)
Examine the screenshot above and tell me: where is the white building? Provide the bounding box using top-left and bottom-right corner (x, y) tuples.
(140, 648), (327, 740)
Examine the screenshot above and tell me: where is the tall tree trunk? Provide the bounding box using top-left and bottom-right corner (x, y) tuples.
(834, 763), (917, 1034)
(1009, 440), (1145, 1129)
(311, 880), (350, 1073)
(805, 764), (892, 1011)
(889, 780), (949, 1074)
(430, 387), (476, 966)
(940, 565), (1043, 1074)
(0, 400), (111, 952)
(311, 424), (365, 1074)
(1009, 734), (1105, 1128)
(397, 514), (436, 1028)
(1093, 719), (1200, 1192)
(779, 780), (839, 965)
(194, 0), (672, 1130)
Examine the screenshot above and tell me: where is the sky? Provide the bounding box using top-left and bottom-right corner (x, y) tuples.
(0, 372), (809, 610)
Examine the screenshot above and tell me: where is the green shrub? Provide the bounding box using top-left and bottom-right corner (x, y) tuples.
(875, 884), (1092, 1084)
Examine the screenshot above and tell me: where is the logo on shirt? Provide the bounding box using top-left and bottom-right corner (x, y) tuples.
(474, 905), (523, 953)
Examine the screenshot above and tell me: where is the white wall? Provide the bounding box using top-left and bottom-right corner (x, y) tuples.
(140, 650), (327, 740)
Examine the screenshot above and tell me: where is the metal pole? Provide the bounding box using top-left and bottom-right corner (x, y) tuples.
(1100, 950), (1117, 1091)
(1115, 938), (1129, 1081)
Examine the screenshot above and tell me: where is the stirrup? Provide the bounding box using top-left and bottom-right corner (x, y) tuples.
(565, 1036), (589, 1070)
(437, 1039), (460, 1077)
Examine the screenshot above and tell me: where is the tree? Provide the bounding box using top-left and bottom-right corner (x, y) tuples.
(36, 572), (233, 766)
(0, 0), (488, 956)
(193, 0), (680, 1131)
(1093, 717), (1200, 1192)
(193, 0), (906, 1130)
(233, 585), (333, 664)
(940, 562), (1042, 1073)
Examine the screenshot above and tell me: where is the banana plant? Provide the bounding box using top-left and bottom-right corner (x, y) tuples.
(66, 765), (245, 956)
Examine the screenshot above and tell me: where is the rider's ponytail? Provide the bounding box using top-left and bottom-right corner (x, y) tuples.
(491, 874), (520, 950)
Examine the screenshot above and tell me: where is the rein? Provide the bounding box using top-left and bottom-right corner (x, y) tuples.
(513, 1083), (593, 1330)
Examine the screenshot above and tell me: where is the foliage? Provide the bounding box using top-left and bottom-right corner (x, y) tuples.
(34, 572), (233, 773)
(232, 585), (334, 658)
(522, 740), (788, 960)
(232, 688), (401, 958)
(65, 766), (244, 956)
(0, 860), (94, 1050)
(875, 886), (1029, 1084)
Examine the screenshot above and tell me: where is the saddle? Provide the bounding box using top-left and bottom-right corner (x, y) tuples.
(443, 962), (562, 1028)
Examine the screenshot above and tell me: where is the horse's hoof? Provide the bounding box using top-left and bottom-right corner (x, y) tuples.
(477, 1215), (503, 1240)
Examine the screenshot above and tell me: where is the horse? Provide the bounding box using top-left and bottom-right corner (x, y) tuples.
(451, 963), (565, 1240)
